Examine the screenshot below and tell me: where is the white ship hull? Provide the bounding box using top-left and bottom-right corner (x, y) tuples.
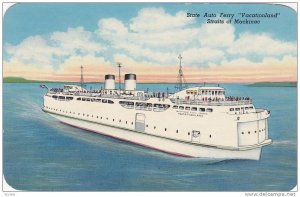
(47, 112), (269, 160)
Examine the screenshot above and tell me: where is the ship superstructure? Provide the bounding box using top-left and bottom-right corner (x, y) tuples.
(42, 57), (272, 160)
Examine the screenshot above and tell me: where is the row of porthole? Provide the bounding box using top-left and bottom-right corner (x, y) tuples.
(146, 124), (213, 138)
(45, 106), (213, 139)
(241, 128), (266, 135)
(45, 106), (134, 125)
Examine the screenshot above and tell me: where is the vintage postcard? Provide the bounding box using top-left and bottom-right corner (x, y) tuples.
(2, 2), (297, 194)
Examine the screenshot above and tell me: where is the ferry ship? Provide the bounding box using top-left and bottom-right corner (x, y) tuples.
(42, 55), (272, 160)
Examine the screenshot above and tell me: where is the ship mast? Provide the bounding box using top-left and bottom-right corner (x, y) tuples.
(80, 65), (84, 88)
(175, 54), (187, 91)
(117, 62), (122, 90)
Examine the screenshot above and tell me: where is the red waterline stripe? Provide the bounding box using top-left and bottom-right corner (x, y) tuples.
(60, 121), (193, 158)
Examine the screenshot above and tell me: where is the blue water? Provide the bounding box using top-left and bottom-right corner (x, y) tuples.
(3, 83), (297, 191)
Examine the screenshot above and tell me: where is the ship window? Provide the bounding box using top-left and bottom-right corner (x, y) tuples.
(249, 106), (254, 109)
(173, 105), (178, 109)
(131, 122), (133, 125)
(176, 130), (178, 133)
(235, 108), (240, 111)
(97, 116), (98, 118)
(108, 100), (114, 104)
(66, 97), (73, 100)
(242, 132), (244, 134)
(245, 107), (249, 110)
(165, 128), (167, 131)
(58, 96), (65, 100)
(212, 91), (214, 95)
(188, 132), (190, 135)
(185, 107), (190, 110)
(77, 97), (81, 101)
(179, 106), (184, 110)
(154, 126), (156, 129)
(230, 108), (234, 111)
(207, 108), (213, 112)
(209, 135), (212, 138)
(96, 99), (101, 102)
(87, 98), (91, 101)
(153, 104), (170, 112)
(91, 98), (95, 102)
(126, 121), (127, 124)
(102, 99), (107, 103)
(248, 131), (251, 134)
(199, 108), (205, 112)
(119, 101), (134, 109)
(113, 119), (115, 121)
(119, 120), (121, 122)
(82, 98), (86, 101)
(146, 124), (148, 127)
(52, 95), (58, 99)
(191, 107), (197, 111)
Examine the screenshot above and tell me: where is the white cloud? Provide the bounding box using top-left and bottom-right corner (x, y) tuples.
(5, 35), (55, 67)
(51, 26), (102, 56)
(97, 18), (128, 43)
(183, 47), (225, 65)
(129, 7), (195, 33)
(228, 33), (296, 56)
(5, 27), (104, 69)
(4, 6), (297, 82)
(198, 23), (235, 48)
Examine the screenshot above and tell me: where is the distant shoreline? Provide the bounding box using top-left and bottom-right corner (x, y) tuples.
(246, 82), (297, 87)
(3, 77), (297, 87)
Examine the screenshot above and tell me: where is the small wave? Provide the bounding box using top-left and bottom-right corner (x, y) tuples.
(272, 140), (297, 146)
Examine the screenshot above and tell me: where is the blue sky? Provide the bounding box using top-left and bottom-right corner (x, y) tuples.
(4, 3), (297, 44)
(3, 3), (297, 82)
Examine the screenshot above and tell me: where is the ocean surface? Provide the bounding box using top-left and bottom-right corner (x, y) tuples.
(3, 83), (297, 191)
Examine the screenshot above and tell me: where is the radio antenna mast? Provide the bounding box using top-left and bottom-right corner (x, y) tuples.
(175, 54), (187, 91)
(80, 65), (85, 88)
(117, 62), (122, 90)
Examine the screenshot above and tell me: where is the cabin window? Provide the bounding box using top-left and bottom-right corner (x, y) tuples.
(82, 98), (86, 101)
(207, 108), (213, 112)
(58, 96), (65, 100)
(77, 97), (81, 101)
(185, 107), (190, 110)
(245, 107), (249, 110)
(91, 98), (95, 102)
(153, 104), (170, 112)
(191, 107), (197, 111)
(179, 106), (184, 110)
(235, 108), (240, 111)
(165, 128), (167, 131)
(87, 98), (91, 101)
(230, 108), (234, 111)
(212, 91), (215, 95)
(173, 105), (178, 109)
(199, 108), (205, 112)
(66, 97), (73, 101)
(102, 99), (107, 103)
(249, 106), (254, 109)
(52, 95), (58, 99)
(108, 100), (114, 104)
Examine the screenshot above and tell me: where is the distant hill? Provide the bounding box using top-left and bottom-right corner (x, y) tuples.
(3, 76), (97, 84)
(247, 82), (297, 87)
(3, 77), (42, 83)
